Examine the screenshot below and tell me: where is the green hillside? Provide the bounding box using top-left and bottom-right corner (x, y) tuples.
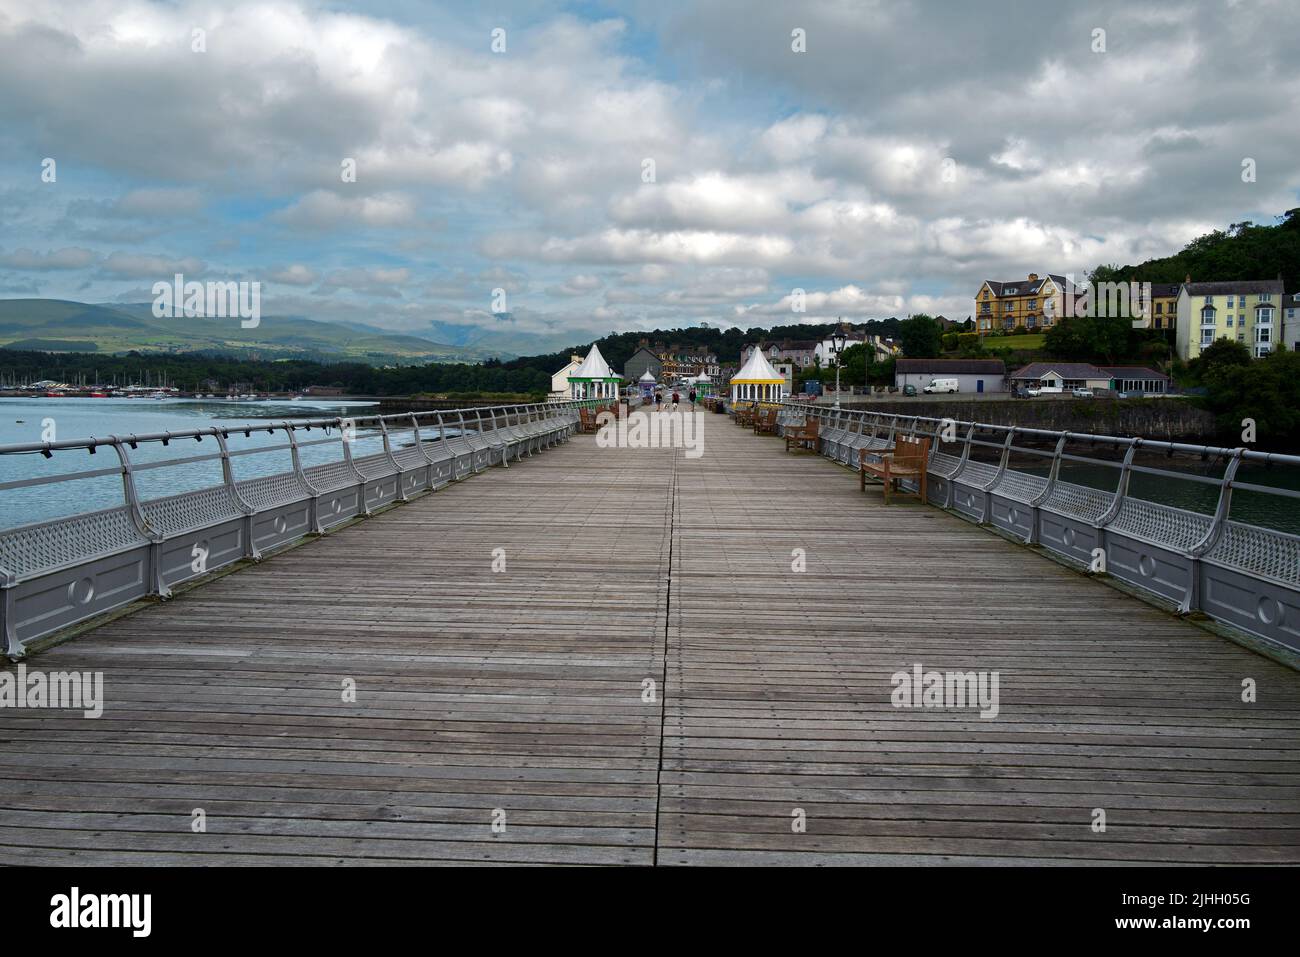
(1092, 208), (1300, 288)
(0, 299), (503, 365)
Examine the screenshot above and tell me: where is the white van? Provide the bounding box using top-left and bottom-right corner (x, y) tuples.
(923, 378), (959, 394)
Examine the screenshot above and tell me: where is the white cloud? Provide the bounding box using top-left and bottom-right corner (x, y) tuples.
(273, 191), (416, 230)
(0, 247), (99, 270)
(268, 264), (318, 285)
(100, 252), (205, 279)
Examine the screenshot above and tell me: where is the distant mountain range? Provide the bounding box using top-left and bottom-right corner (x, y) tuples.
(424, 318), (604, 359)
(0, 299), (515, 365)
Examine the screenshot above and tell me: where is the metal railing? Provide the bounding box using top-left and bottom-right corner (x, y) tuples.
(0, 402), (582, 657)
(775, 403), (1300, 655)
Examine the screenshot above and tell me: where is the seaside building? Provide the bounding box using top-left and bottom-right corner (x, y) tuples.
(894, 358), (1007, 393)
(1008, 362), (1169, 394)
(975, 273), (1074, 333)
(623, 346), (662, 383)
(1281, 293), (1299, 352)
(741, 340), (819, 370)
(567, 344), (622, 401)
(1174, 279), (1284, 360)
(1134, 282), (1182, 330)
(549, 354), (583, 401)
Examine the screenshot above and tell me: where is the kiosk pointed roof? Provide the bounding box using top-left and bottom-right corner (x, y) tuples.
(733, 345), (784, 383)
(571, 343), (619, 380)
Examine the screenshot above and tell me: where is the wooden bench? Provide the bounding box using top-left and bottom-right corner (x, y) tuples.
(753, 408), (778, 435)
(578, 408), (599, 433)
(860, 434), (929, 502)
(784, 417), (819, 453)
(734, 406), (755, 428)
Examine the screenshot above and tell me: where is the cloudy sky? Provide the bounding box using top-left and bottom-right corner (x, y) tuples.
(1, 0), (1297, 349)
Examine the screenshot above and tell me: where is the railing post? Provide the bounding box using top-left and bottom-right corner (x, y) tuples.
(940, 423), (977, 509)
(455, 411), (474, 478)
(1088, 437), (1141, 575)
(110, 436), (170, 598)
(285, 424), (324, 535)
(487, 406), (507, 468)
(1182, 448), (1245, 613)
(435, 412), (462, 484)
(336, 417), (370, 516)
(977, 430), (1016, 524)
(411, 413), (437, 482)
(214, 429), (263, 560)
(1026, 433), (1069, 545)
(377, 417), (407, 502)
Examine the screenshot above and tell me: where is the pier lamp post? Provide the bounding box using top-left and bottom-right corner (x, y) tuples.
(831, 323), (848, 409)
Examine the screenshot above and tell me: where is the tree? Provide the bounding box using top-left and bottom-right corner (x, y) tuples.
(1043, 315), (1134, 363)
(1187, 337), (1251, 386)
(838, 342), (869, 387)
(1202, 349), (1300, 447)
(898, 314), (942, 358)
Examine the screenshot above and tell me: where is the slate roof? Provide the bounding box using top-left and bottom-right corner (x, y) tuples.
(1184, 279), (1284, 296)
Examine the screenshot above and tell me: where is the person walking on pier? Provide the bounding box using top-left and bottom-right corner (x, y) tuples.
(688, 388), (697, 406)
(654, 390), (662, 410)
(671, 390), (680, 410)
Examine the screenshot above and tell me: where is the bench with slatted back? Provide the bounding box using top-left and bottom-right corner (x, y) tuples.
(734, 406), (755, 428)
(578, 408), (599, 433)
(753, 407), (778, 435)
(860, 433), (930, 503)
(784, 416), (819, 453)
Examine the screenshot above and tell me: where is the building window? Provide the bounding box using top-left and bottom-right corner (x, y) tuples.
(1201, 329), (1215, 345)
(1226, 295), (1234, 307)
(1257, 307), (1274, 324)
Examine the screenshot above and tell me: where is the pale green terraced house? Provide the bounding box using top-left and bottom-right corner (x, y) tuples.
(1175, 278), (1285, 360)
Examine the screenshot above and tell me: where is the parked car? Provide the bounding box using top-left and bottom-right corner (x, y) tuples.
(1012, 386), (1031, 399)
(1026, 386), (1042, 397)
(902, 384), (917, 397)
(923, 377), (959, 394)
(1072, 388), (1094, 398)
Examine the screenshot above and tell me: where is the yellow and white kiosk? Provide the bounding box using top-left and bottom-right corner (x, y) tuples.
(729, 347), (786, 407)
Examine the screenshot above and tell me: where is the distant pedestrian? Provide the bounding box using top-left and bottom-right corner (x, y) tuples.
(671, 391), (680, 410)
(688, 389), (697, 406)
(654, 391), (662, 410)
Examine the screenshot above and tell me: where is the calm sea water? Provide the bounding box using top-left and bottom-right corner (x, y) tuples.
(0, 396), (392, 529)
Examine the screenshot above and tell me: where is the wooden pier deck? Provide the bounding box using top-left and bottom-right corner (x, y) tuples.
(1, 414), (1298, 865)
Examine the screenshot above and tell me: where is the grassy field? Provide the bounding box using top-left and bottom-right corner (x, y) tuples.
(981, 333), (1046, 352)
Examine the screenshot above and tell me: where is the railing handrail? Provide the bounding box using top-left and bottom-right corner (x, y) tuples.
(0, 402), (575, 457)
(784, 401), (1300, 468)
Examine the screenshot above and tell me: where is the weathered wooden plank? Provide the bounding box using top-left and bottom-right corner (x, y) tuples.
(0, 417), (1296, 866)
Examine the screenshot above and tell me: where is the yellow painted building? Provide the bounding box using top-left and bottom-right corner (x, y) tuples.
(974, 273), (1071, 333)
(1138, 282), (1182, 331)
(1175, 279), (1284, 360)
